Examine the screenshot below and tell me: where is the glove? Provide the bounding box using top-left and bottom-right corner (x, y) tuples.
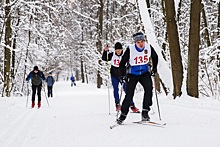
(120, 76), (127, 83)
(151, 68), (157, 76)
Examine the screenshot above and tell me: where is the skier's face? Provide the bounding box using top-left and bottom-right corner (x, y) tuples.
(34, 70), (38, 73)
(115, 49), (122, 55)
(135, 40), (145, 49)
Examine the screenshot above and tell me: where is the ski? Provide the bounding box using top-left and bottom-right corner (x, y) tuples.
(110, 123), (122, 129)
(130, 111), (140, 113)
(132, 120), (166, 127)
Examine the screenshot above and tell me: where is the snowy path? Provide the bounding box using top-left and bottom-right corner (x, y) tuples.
(0, 81), (220, 147)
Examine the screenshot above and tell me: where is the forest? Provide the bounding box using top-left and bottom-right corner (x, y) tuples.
(0, 0), (219, 99)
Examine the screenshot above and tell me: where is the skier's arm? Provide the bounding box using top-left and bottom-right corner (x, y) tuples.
(150, 45), (158, 71)
(119, 47), (130, 76)
(52, 77), (55, 84)
(102, 50), (113, 61)
(26, 72), (32, 81)
(41, 71), (46, 81)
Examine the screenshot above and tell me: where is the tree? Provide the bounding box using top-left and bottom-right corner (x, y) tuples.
(3, 0), (12, 97)
(97, 0), (104, 88)
(164, 0), (183, 98)
(187, 0), (202, 98)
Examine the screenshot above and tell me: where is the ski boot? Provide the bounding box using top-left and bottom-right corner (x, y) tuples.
(31, 101), (35, 108)
(130, 105), (140, 113)
(142, 109), (150, 121)
(115, 103), (121, 111)
(38, 101), (41, 109)
(116, 113), (126, 125)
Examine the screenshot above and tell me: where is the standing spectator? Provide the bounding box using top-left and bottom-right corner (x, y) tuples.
(26, 66), (45, 108)
(46, 72), (55, 98)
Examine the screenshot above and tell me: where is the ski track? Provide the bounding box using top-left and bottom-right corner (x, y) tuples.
(0, 108), (37, 147)
(0, 81), (220, 147)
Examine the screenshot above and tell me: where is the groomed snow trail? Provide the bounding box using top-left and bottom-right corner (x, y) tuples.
(0, 81), (220, 147)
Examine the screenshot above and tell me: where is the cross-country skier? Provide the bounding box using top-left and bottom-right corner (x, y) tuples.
(46, 72), (55, 97)
(70, 75), (76, 86)
(102, 42), (139, 112)
(26, 66), (46, 108)
(116, 32), (158, 124)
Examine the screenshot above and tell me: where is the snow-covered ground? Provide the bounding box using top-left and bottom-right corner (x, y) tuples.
(0, 81), (220, 147)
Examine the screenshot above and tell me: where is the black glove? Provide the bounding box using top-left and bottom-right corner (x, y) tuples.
(151, 68), (157, 76)
(120, 76), (127, 83)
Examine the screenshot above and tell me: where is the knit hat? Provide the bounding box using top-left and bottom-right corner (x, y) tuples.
(133, 32), (145, 42)
(114, 42), (123, 50)
(49, 72), (52, 74)
(33, 66), (38, 71)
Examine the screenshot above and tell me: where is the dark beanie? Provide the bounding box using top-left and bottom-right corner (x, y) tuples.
(34, 66), (38, 71)
(133, 32), (145, 42)
(114, 42), (123, 50)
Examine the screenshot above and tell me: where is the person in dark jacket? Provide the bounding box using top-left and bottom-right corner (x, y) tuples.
(46, 72), (55, 98)
(117, 32), (158, 124)
(26, 66), (46, 108)
(102, 42), (139, 112)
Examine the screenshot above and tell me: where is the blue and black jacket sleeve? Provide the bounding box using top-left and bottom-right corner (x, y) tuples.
(26, 72), (32, 81)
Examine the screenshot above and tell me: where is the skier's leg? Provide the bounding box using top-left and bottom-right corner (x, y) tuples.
(32, 85), (36, 102)
(111, 76), (120, 104)
(121, 75), (139, 115)
(139, 72), (153, 111)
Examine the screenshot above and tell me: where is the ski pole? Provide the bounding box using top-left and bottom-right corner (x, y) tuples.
(154, 76), (162, 120)
(26, 82), (29, 108)
(106, 46), (111, 115)
(107, 78), (111, 115)
(116, 82), (124, 119)
(43, 84), (50, 107)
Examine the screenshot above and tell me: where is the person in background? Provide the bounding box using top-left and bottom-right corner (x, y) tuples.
(46, 72), (55, 98)
(26, 66), (46, 108)
(117, 32), (158, 124)
(102, 42), (139, 113)
(70, 75), (76, 86)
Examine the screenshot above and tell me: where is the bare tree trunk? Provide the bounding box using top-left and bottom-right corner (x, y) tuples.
(177, 0), (182, 23)
(164, 0), (183, 98)
(97, 0), (104, 88)
(11, 10), (20, 80)
(85, 65), (88, 84)
(201, 3), (211, 47)
(3, 0), (12, 97)
(146, 0), (151, 16)
(81, 58), (85, 83)
(187, 0), (201, 98)
(217, 2), (220, 79)
(21, 15), (32, 93)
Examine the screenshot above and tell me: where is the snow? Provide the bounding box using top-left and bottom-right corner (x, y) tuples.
(138, 0), (173, 93)
(0, 81), (220, 147)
